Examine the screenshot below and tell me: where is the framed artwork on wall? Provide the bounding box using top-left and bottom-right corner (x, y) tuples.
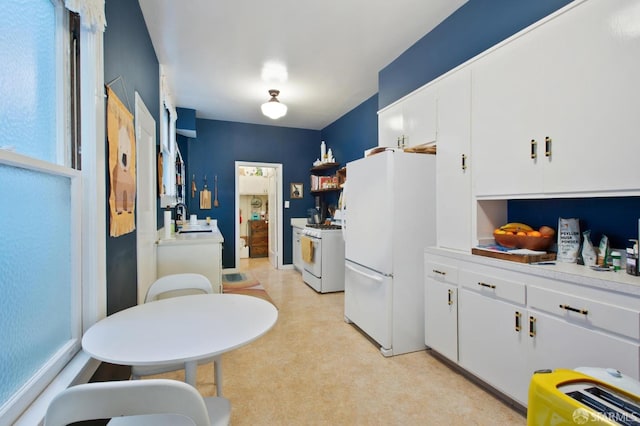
(290, 183), (303, 199)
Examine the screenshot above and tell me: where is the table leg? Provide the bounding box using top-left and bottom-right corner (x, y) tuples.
(215, 357), (223, 396)
(185, 360), (197, 386)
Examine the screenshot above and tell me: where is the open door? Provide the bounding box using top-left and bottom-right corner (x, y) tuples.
(135, 92), (157, 304)
(267, 169), (278, 268)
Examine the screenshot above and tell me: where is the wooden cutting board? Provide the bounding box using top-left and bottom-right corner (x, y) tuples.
(200, 188), (211, 209)
(472, 248), (556, 263)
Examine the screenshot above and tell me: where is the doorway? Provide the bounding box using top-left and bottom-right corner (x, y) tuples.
(235, 161), (283, 270)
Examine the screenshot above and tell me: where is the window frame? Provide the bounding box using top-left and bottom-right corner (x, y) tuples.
(2, 0), (106, 423)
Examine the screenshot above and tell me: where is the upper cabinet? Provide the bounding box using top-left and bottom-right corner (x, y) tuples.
(471, 0), (640, 199)
(378, 84), (437, 149)
(239, 174), (269, 195)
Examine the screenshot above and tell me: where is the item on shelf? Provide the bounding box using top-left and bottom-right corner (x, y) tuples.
(493, 223), (555, 251)
(321, 141), (326, 162)
(627, 239), (639, 276)
(557, 217), (580, 263)
(597, 234), (610, 267)
(581, 230), (597, 266)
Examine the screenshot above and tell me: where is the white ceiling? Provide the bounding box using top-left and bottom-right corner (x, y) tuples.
(138, 0), (467, 130)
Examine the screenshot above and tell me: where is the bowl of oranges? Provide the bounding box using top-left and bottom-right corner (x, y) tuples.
(493, 223), (555, 251)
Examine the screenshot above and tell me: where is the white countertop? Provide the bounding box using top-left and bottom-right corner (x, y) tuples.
(157, 222), (224, 246)
(426, 247), (640, 297)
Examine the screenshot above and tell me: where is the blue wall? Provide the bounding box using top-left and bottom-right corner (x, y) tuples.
(378, 0), (572, 108)
(104, 0), (159, 314)
(509, 197), (640, 250)
(183, 120), (320, 268)
(321, 94), (379, 165)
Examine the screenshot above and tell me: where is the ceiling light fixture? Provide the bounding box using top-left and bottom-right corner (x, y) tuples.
(261, 89), (287, 119)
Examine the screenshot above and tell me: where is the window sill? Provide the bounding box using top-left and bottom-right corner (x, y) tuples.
(14, 351), (100, 426)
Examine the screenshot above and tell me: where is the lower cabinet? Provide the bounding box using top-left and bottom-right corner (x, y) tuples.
(424, 260), (459, 363)
(458, 288), (530, 405)
(157, 241), (223, 293)
(292, 226), (303, 272)
(426, 251), (640, 407)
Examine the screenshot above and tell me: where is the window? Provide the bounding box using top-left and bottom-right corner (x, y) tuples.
(0, 0), (88, 422)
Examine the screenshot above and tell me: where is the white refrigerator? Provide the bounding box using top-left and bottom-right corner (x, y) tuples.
(344, 149), (436, 356)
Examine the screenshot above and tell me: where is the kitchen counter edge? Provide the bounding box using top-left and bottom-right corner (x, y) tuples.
(425, 247), (640, 297)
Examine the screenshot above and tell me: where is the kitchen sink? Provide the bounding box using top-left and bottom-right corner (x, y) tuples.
(178, 224), (213, 233)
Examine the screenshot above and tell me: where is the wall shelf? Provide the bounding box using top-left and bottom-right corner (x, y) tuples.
(310, 162), (339, 172)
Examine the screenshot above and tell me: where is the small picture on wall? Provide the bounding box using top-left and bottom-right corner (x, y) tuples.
(290, 183), (303, 199)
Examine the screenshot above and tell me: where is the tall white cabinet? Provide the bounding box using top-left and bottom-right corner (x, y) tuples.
(435, 69), (472, 251)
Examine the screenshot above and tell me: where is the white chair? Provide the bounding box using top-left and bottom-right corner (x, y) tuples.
(131, 273), (223, 396)
(44, 378), (230, 426)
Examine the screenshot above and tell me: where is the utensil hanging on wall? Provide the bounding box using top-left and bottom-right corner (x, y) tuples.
(213, 175), (220, 208)
(191, 174), (196, 198)
(200, 175), (211, 209)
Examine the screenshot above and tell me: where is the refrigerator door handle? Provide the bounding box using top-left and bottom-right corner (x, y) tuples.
(346, 263), (384, 283)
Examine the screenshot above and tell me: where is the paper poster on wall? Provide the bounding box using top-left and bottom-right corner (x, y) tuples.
(107, 86), (136, 237)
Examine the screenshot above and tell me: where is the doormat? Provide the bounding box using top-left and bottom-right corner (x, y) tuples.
(222, 273), (276, 307)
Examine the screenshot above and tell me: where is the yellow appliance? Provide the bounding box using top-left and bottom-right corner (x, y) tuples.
(528, 368), (640, 425)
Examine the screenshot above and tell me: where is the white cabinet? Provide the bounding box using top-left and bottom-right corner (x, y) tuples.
(457, 267), (529, 404)
(239, 175), (268, 195)
(157, 240), (223, 293)
(435, 69), (472, 251)
(378, 85), (437, 148)
(292, 226), (303, 272)
(459, 289), (530, 404)
(472, 0), (640, 198)
(425, 249), (640, 407)
(526, 285), (640, 383)
(424, 260), (459, 363)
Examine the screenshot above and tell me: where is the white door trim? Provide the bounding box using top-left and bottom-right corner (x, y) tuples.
(235, 161), (283, 269)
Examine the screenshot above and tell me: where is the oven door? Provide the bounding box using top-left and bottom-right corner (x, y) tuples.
(301, 234), (321, 277)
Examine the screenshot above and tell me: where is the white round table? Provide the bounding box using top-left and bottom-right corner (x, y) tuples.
(82, 294), (278, 393)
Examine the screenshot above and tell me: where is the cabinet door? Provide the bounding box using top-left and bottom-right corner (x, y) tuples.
(471, 29), (546, 198)
(402, 85), (437, 148)
(528, 311), (640, 383)
(292, 227), (302, 272)
(436, 69), (472, 251)
(534, 0), (640, 195)
(458, 289), (529, 405)
(425, 278), (458, 362)
(378, 102), (403, 148)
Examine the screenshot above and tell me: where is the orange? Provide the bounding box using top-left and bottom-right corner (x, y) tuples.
(516, 231), (527, 236)
(527, 230), (542, 237)
(494, 229), (506, 235)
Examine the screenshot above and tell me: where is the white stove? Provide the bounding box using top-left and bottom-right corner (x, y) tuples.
(300, 225), (345, 293)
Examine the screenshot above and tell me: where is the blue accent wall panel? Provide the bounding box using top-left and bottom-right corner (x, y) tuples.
(509, 198), (640, 250)
(321, 94), (378, 165)
(186, 120), (320, 268)
(379, 0), (572, 108)
(104, 0), (159, 314)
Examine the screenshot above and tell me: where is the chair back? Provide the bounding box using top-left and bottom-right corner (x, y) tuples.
(145, 273), (213, 302)
(44, 379), (211, 426)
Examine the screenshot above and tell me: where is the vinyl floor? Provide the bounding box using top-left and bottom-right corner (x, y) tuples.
(154, 257), (527, 425)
